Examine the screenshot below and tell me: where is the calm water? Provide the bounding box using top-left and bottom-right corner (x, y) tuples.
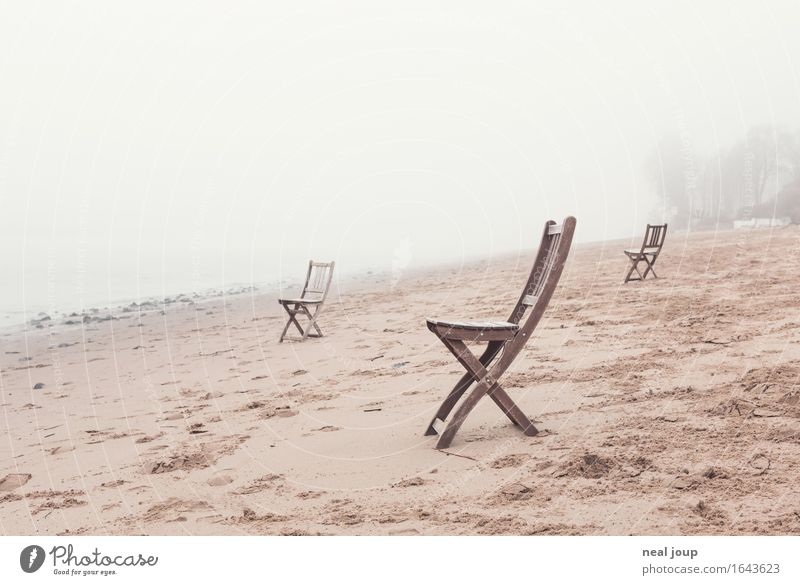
(0, 243), (498, 327)
(0, 250), (284, 327)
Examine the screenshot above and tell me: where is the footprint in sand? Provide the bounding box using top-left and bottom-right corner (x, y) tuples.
(135, 432), (164, 444)
(391, 477), (427, 488)
(206, 475), (234, 487)
(273, 407), (298, 418)
(0, 473), (32, 491)
(296, 490), (324, 499)
(231, 474), (283, 495)
(490, 454), (530, 469)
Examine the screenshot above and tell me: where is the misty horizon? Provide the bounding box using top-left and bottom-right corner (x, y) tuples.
(2, 1), (800, 320)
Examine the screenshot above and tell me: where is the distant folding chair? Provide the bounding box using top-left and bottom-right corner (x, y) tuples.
(278, 261), (335, 342)
(623, 223), (667, 283)
(424, 216), (576, 449)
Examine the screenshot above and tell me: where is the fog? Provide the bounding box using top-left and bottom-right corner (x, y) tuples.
(1, 1), (799, 319)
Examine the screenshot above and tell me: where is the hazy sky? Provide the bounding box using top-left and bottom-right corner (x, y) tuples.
(1, 1), (799, 316)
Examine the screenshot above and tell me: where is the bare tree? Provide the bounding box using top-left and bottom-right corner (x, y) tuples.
(647, 126), (800, 226)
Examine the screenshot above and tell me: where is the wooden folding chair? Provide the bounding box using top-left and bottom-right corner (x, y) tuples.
(424, 216), (576, 449)
(278, 260), (335, 342)
(623, 223), (667, 283)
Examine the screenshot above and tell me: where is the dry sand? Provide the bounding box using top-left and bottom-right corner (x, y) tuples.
(2, 226), (800, 535)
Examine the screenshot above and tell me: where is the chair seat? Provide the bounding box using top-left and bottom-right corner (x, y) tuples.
(278, 297), (323, 305)
(624, 246), (660, 255)
(426, 318), (519, 341)
(426, 318), (518, 330)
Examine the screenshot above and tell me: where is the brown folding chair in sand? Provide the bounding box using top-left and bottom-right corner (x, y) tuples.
(623, 223), (667, 283)
(278, 260), (335, 342)
(424, 216), (576, 449)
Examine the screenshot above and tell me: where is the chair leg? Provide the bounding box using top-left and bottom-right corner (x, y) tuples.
(290, 306), (307, 336)
(641, 256), (658, 279)
(624, 258), (640, 283)
(279, 303), (313, 342)
(626, 255), (650, 283)
(300, 306), (313, 340)
(279, 305), (301, 342)
(434, 373), (537, 448)
(305, 305), (324, 338)
(424, 371), (474, 436)
(424, 341), (503, 436)
(488, 383), (538, 436)
(279, 317), (291, 343)
(435, 376), (492, 449)
(440, 339), (522, 428)
(431, 338), (533, 447)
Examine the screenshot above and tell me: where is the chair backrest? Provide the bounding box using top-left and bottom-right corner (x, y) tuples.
(506, 217), (576, 348)
(641, 223), (667, 252)
(301, 260), (335, 301)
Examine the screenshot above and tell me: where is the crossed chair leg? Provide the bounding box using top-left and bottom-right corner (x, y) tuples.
(624, 254), (659, 283)
(425, 338), (538, 449)
(278, 302), (324, 342)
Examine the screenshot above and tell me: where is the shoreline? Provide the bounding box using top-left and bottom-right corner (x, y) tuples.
(1, 232), (640, 335)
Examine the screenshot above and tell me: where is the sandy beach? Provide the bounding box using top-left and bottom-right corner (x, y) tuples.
(1, 225), (799, 536)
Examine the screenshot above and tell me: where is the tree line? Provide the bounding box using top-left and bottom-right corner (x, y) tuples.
(646, 126), (800, 228)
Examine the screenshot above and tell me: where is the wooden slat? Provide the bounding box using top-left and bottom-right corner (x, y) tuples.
(547, 223), (562, 235)
(426, 319), (518, 330)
